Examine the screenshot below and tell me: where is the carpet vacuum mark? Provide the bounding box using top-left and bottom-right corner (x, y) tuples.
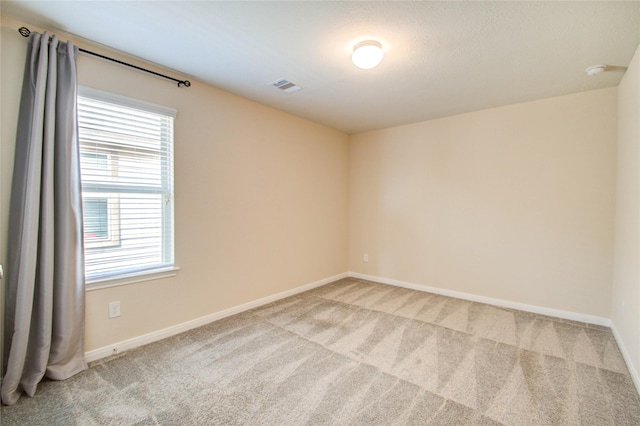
(2, 278), (639, 425)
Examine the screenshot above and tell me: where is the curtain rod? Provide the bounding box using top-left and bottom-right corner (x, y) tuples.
(18, 27), (191, 88)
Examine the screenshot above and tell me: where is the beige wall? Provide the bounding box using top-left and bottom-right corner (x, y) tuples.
(349, 88), (618, 317)
(1, 18), (349, 352)
(612, 43), (640, 380)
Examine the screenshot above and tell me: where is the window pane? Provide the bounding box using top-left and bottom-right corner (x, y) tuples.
(83, 197), (109, 239)
(78, 90), (175, 282)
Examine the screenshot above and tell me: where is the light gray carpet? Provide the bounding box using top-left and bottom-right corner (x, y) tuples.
(2, 278), (639, 425)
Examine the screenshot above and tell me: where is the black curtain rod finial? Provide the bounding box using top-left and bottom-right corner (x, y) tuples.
(17, 26), (191, 89)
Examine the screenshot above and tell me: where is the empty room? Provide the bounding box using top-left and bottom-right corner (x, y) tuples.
(1, 1), (639, 424)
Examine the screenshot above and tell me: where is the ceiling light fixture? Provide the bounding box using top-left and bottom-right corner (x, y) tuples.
(585, 64), (607, 76)
(352, 40), (384, 69)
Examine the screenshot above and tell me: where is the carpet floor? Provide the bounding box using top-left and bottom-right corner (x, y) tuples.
(1, 277), (639, 425)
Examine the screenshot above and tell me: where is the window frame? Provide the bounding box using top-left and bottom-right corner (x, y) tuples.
(78, 87), (179, 289)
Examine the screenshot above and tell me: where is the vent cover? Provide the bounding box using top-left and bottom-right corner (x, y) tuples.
(270, 78), (302, 93)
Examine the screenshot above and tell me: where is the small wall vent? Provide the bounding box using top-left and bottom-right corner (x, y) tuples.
(269, 78), (302, 93)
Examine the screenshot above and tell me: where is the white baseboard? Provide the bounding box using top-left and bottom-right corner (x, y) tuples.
(610, 322), (640, 395)
(85, 272), (348, 363)
(348, 272), (611, 327)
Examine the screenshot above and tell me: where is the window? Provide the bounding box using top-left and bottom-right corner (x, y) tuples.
(78, 87), (176, 284)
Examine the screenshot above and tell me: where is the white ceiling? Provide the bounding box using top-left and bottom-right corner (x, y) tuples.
(2, 1), (639, 134)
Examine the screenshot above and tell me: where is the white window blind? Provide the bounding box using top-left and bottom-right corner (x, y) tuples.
(77, 88), (176, 283)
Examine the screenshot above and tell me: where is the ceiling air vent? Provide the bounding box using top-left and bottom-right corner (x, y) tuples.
(269, 78), (302, 93)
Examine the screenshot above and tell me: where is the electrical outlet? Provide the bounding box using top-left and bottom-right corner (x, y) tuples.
(363, 253), (369, 262)
(108, 301), (121, 319)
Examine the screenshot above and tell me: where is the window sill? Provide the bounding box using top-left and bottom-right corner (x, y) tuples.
(86, 266), (180, 291)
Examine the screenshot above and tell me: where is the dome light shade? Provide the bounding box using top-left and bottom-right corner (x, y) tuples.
(585, 64), (607, 76)
(352, 40), (384, 69)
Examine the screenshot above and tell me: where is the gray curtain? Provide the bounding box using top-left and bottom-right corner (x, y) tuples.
(2, 32), (87, 406)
